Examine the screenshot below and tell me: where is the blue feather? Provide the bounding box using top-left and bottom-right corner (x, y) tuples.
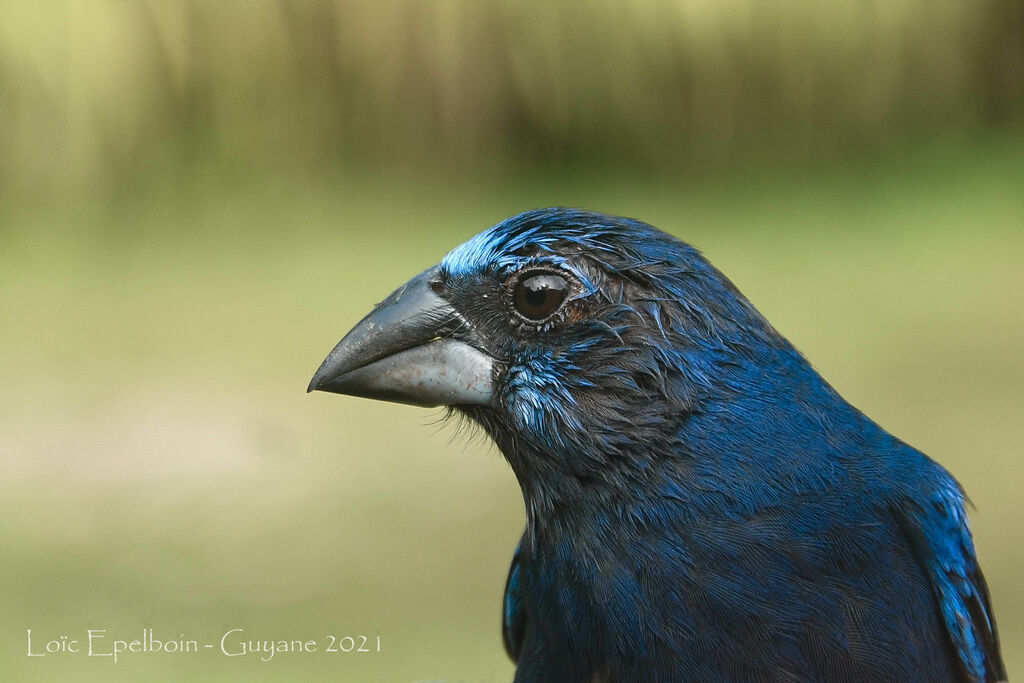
(437, 209), (1004, 682)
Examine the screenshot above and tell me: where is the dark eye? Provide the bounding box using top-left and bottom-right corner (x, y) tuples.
(513, 272), (569, 321)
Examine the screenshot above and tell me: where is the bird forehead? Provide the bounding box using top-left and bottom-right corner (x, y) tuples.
(441, 226), (582, 285)
(441, 209), (608, 277)
(440, 225), (521, 279)
(443, 209), (696, 276)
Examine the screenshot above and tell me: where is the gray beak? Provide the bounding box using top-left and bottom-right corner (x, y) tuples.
(307, 266), (497, 408)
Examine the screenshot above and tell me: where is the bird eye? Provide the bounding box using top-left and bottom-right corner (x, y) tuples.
(512, 272), (569, 321)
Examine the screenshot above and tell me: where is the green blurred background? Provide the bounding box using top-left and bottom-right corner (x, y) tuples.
(1, 1), (1022, 681)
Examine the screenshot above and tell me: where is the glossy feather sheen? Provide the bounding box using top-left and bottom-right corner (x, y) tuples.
(437, 209), (1004, 682)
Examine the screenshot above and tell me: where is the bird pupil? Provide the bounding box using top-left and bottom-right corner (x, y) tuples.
(525, 287), (547, 308)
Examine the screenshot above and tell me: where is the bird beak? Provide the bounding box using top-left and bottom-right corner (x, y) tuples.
(307, 266), (497, 408)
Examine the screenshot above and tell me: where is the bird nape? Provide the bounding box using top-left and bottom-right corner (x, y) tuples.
(308, 208), (1004, 683)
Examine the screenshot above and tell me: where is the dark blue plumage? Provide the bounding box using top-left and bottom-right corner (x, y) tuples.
(311, 208), (1004, 682)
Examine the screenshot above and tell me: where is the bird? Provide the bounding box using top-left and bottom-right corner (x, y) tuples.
(308, 208), (1004, 682)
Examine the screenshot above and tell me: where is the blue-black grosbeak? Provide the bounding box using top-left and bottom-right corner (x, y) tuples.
(310, 209), (1003, 682)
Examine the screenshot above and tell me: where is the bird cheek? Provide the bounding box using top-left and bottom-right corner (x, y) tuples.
(500, 369), (582, 453)
(504, 385), (548, 436)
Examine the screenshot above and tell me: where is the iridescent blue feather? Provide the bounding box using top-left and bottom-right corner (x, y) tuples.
(437, 209), (1004, 682)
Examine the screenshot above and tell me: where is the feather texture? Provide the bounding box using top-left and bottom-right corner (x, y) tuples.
(431, 208), (1003, 681)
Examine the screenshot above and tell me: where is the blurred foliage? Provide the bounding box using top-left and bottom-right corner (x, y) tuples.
(1, 2), (1022, 682)
(2, 142), (1023, 680)
(1, 0), (1023, 206)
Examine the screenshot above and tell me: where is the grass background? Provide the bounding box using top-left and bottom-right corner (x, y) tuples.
(1, 1), (1022, 680)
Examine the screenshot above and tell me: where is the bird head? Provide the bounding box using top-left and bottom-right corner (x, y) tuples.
(310, 208), (794, 502)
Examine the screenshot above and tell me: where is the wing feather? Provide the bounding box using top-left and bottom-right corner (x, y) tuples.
(896, 484), (1005, 682)
(502, 538), (526, 661)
